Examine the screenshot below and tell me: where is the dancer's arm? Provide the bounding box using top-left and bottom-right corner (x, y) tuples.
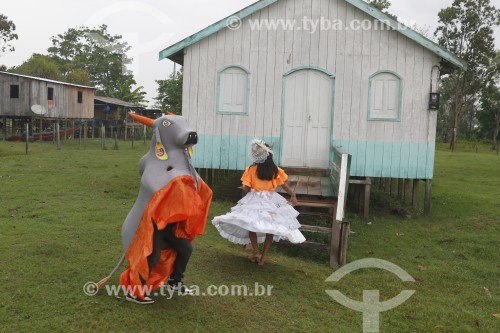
(281, 183), (297, 206)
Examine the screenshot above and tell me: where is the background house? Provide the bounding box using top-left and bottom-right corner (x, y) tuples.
(0, 71), (94, 140)
(161, 0), (465, 213)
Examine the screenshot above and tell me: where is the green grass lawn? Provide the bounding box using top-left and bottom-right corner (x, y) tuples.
(0, 139), (498, 333)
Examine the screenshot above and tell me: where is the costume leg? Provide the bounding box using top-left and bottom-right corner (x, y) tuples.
(144, 220), (164, 282)
(163, 223), (193, 283)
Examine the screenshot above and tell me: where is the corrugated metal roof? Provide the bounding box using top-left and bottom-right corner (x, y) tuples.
(0, 71), (95, 89)
(94, 96), (142, 108)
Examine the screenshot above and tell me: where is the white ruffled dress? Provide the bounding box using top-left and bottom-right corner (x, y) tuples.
(212, 166), (306, 244)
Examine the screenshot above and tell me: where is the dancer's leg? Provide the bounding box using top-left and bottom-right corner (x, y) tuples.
(259, 234), (273, 266)
(248, 232), (259, 262)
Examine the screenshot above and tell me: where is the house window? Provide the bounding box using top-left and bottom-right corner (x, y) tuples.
(47, 87), (55, 109)
(77, 91), (83, 103)
(47, 87), (54, 100)
(216, 66), (250, 115)
(10, 85), (19, 98)
(368, 71), (403, 121)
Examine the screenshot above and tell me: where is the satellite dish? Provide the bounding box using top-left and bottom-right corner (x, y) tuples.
(31, 104), (47, 115)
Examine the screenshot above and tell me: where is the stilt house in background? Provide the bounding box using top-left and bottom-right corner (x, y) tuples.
(0, 71), (94, 140)
(161, 0), (467, 214)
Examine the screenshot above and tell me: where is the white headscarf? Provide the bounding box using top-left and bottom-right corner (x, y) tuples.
(249, 138), (273, 163)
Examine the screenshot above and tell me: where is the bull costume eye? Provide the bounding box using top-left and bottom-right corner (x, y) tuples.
(162, 120), (172, 127)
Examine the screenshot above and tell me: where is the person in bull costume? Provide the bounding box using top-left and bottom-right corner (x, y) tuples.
(97, 112), (212, 305)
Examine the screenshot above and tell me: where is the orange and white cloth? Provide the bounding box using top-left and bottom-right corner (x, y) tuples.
(212, 166), (305, 245)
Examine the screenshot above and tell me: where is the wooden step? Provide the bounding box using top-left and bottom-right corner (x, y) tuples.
(282, 167), (328, 177)
(300, 225), (332, 233)
(296, 197), (337, 209)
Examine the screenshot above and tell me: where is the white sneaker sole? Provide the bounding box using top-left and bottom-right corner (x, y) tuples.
(125, 294), (155, 305)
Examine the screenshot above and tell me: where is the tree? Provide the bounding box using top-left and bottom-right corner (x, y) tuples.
(104, 75), (148, 106)
(154, 70), (183, 114)
(9, 54), (63, 81)
(478, 85), (500, 150)
(367, 0), (391, 12)
(47, 24), (141, 101)
(434, 0), (500, 151)
(367, 0), (397, 19)
(0, 14), (18, 57)
(477, 52), (500, 150)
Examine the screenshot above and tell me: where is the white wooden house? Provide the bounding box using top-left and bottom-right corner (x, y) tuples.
(158, 0), (466, 212)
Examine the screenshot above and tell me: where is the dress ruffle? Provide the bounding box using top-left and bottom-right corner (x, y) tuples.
(212, 190), (306, 244)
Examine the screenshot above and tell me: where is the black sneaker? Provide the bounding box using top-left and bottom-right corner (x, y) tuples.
(125, 293), (155, 305)
(166, 281), (194, 295)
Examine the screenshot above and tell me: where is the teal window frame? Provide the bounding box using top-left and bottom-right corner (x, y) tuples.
(368, 70), (404, 122)
(216, 65), (250, 115)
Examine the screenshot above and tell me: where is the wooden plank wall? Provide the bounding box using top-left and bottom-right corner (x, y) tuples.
(183, 0), (439, 179)
(0, 73), (93, 119)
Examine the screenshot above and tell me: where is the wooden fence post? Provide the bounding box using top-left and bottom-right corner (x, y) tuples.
(25, 122), (29, 155)
(56, 121), (61, 150)
(2, 116), (6, 141)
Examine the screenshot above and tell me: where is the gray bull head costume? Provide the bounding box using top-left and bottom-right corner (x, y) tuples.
(97, 113), (212, 300)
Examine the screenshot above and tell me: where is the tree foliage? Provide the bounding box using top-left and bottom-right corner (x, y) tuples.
(367, 0), (397, 20)
(0, 14), (18, 57)
(47, 24), (147, 104)
(434, 0), (500, 151)
(9, 54), (64, 81)
(154, 70), (183, 114)
(367, 0), (391, 12)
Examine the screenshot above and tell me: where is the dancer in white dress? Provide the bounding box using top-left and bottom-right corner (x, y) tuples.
(212, 139), (306, 266)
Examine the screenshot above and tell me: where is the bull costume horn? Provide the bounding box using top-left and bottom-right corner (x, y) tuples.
(128, 112), (154, 127)
(128, 112), (169, 161)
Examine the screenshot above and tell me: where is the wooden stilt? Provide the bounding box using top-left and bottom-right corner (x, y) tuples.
(63, 119), (67, 141)
(114, 131), (119, 150)
(56, 121), (61, 150)
(2, 116), (6, 141)
(424, 179), (432, 217)
(39, 118), (43, 141)
(83, 122), (87, 149)
(357, 185), (364, 216)
(390, 178), (396, 195)
(404, 179), (412, 205)
(364, 178), (371, 219)
(397, 179), (404, 200)
(412, 179), (420, 210)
